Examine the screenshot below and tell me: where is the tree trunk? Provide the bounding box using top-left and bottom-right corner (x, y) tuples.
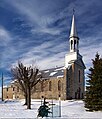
(27, 86), (31, 109)
(24, 93), (27, 105)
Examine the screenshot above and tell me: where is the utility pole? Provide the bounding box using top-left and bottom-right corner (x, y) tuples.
(1, 72), (3, 101)
(59, 94), (61, 117)
(52, 98), (53, 118)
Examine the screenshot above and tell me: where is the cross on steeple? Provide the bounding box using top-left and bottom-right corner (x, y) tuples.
(73, 8), (75, 15)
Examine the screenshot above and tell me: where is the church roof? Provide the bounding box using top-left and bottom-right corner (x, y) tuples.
(42, 65), (71, 79)
(42, 66), (65, 79)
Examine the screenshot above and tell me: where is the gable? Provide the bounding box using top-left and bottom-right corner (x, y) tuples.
(75, 59), (86, 69)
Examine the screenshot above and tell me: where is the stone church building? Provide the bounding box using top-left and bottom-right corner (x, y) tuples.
(3, 13), (85, 100)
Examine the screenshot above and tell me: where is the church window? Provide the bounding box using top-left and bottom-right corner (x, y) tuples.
(74, 40), (76, 44)
(13, 87), (15, 91)
(74, 40), (76, 49)
(7, 88), (8, 91)
(77, 40), (79, 45)
(58, 80), (61, 91)
(79, 70), (80, 83)
(71, 40), (73, 50)
(49, 81), (52, 91)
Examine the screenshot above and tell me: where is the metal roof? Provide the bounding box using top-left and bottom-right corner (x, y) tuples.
(42, 66), (65, 79)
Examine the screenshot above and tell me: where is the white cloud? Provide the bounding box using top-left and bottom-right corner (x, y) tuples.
(37, 52), (66, 70)
(7, 1), (45, 27)
(5, 0), (67, 36)
(0, 26), (11, 46)
(32, 27), (61, 35)
(11, 40), (67, 70)
(80, 41), (102, 74)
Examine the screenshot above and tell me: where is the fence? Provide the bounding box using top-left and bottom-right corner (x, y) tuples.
(43, 98), (61, 117)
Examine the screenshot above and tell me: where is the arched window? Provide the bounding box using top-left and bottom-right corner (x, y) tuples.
(58, 80), (61, 91)
(71, 40), (73, 50)
(77, 40), (79, 45)
(13, 87), (15, 91)
(49, 81), (52, 91)
(74, 40), (76, 44)
(74, 40), (76, 49)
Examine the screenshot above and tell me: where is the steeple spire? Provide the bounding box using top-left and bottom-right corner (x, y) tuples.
(70, 10), (78, 38)
(69, 11), (79, 53)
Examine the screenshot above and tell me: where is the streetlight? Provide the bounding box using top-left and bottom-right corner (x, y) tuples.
(59, 94), (61, 117)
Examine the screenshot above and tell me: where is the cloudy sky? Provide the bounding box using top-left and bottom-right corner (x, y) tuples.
(0, 0), (102, 87)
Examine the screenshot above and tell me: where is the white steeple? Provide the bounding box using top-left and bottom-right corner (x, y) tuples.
(65, 11), (81, 67)
(70, 14), (78, 38)
(69, 12), (79, 53)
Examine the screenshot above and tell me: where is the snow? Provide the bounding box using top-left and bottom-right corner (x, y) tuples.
(44, 70), (49, 73)
(3, 85), (7, 88)
(0, 99), (102, 118)
(54, 67), (64, 71)
(49, 72), (57, 76)
(57, 75), (64, 78)
(10, 79), (17, 84)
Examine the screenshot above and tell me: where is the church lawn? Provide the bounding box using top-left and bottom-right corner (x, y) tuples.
(0, 99), (102, 118)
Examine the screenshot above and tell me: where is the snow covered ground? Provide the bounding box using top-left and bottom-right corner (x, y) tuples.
(0, 99), (102, 118)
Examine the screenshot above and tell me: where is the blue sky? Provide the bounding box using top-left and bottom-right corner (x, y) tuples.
(0, 0), (102, 88)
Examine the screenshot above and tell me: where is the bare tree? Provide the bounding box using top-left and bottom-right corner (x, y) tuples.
(11, 62), (42, 109)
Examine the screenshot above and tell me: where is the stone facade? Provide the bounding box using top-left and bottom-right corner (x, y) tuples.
(3, 85), (24, 100)
(3, 69), (67, 100)
(3, 64), (85, 100)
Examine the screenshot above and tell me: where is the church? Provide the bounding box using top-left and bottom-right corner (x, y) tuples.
(3, 13), (85, 100)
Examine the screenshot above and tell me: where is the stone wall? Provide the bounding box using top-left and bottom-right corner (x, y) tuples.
(3, 67), (85, 100)
(71, 61), (85, 99)
(3, 85), (24, 100)
(31, 75), (67, 100)
(3, 69), (67, 100)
